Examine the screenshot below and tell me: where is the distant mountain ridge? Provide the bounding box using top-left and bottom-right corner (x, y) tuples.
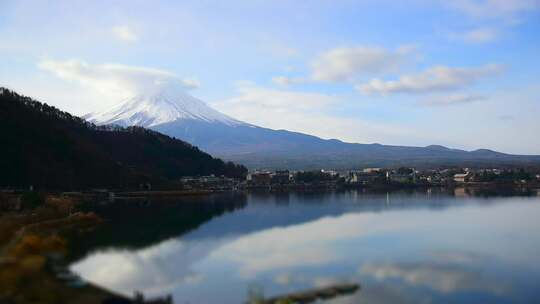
(84, 85), (540, 169)
(0, 88), (246, 189)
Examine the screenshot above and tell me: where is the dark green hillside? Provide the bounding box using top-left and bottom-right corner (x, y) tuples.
(0, 88), (246, 189)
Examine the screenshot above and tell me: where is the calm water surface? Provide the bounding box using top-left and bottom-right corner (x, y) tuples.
(70, 190), (540, 303)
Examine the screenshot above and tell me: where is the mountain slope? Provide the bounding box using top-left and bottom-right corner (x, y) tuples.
(0, 88), (246, 189)
(86, 87), (540, 170)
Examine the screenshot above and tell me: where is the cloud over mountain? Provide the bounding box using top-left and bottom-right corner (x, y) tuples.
(39, 59), (199, 100)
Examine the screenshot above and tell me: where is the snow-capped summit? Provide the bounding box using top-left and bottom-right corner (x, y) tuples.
(85, 84), (242, 127)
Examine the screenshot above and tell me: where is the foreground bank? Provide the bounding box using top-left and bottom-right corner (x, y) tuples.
(0, 193), (174, 304)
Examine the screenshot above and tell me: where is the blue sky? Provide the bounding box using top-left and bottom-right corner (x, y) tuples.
(1, 0), (539, 153)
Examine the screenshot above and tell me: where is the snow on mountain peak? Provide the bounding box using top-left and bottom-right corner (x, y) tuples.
(85, 84), (243, 127)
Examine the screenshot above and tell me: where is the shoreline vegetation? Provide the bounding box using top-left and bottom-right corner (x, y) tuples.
(0, 193), (172, 304)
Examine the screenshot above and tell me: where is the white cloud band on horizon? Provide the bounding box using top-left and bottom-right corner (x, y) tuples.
(357, 64), (503, 95)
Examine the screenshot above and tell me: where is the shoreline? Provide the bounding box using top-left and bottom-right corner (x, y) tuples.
(0, 195), (172, 304)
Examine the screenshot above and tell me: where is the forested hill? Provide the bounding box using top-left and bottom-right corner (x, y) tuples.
(0, 88), (247, 190)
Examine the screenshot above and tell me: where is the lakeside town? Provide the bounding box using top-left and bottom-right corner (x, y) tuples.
(2, 167), (539, 214)
(178, 167), (540, 192)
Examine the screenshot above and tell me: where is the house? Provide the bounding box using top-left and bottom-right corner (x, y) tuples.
(386, 170), (416, 183)
(454, 172), (474, 183)
(321, 169), (339, 177)
(247, 171), (272, 186)
(348, 170), (379, 184)
(271, 170), (291, 184)
(180, 175), (236, 190)
(388, 173), (413, 183)
(363, 168), (381, 173)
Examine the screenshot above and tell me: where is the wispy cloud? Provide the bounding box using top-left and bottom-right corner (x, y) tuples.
(498, 114), (515, 121)
(357, 64), (503, 95)
(223, 83), (339, 110)
(213, 83), (417, 143)
(112, 25), (138, 42)
(310, 45), (415, 82)
(417, 94), (487, 106)
(361, 261), (510, 294)
(449, 0), (540, 22)
(455, 27), (499, 44)
(271, 76), (305, 86)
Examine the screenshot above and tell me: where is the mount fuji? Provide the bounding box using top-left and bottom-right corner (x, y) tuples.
(86, 85), (242, 128)
(85, 86), (540, 169)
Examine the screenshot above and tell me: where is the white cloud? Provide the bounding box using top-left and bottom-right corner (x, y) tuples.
(361, 262), (510, 294)
(210, 213), (399, 278)
(38, 59), (199, 103)
(417, 94), (487, 106)
(358, 64), (503, 95)
(498, 114), (515, 121)
(71, 237), (217, 297)
(213, 84), (418, 144)
(272, 76), (305, 86)
(459, 27), (498, 44)
(112, 25), (138, 42)
(269, 45), (299, 58)
(217, 84), (339, 112)
(310, 46), (415, 82)
(449, 0), (540, 22)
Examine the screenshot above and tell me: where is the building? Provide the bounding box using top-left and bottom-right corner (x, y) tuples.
(247, 171), (272, 186)
(271, 170), (291, 184)
(388, 173), (413, 183)
(363, 168), (381, 173)
(321, 169), (339, 177)
(180, 175), (236, 190)
(348, 170), (379, 184)
(454, 172), (474, 183)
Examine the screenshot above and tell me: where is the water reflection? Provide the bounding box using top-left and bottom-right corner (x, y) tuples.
(70, 190), (540, 303)
(69, 193), (247, 260)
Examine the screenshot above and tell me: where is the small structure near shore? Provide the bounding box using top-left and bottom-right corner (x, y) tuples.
(454, 172), (474, 183)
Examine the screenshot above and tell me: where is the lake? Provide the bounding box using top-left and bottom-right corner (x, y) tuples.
(69, 189), (540, 303)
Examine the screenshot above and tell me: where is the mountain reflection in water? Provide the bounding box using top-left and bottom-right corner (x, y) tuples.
(70, 189), (540, 303)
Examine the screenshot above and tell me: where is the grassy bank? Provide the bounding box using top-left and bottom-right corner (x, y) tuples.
(0, 193), (124, 304)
